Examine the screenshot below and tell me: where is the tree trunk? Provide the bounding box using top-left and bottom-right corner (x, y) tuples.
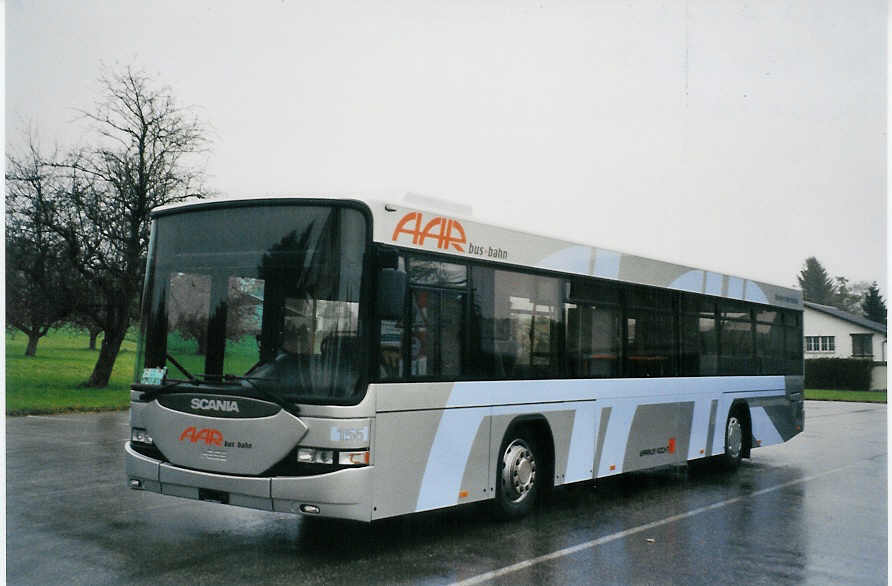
(88, 328), (102, 350)
(25, 332), (41, 356)
(84, 325), (127, 387)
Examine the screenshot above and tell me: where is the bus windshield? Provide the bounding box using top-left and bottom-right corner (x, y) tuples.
(137, 203), (368, 403)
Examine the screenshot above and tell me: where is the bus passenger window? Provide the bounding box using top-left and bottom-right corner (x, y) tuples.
(409, 289), (466, 378)
(624, 287), (676, 378)
(565, 303), (620, 378)
(493, 271), (561, 378)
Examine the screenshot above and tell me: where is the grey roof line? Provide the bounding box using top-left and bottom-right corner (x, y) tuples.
(804, 301), (887, 335)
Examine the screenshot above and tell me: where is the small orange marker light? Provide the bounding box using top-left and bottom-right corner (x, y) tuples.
(609, 465), (616, 471)
(459, 490), (469, 499)
(700, 449), (705, 455)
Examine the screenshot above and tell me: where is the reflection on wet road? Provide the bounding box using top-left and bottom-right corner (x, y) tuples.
(6, 401), (886, 585)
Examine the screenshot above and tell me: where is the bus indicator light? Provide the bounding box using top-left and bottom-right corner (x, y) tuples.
(338, 451), (370, 466)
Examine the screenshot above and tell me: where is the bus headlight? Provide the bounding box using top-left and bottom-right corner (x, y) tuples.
(297, 448), (334, 465)
(296, 448), (369, 466)
(131, 428), (154, 445)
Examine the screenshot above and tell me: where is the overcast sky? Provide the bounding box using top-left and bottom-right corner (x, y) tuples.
(6, 0), (887, 295)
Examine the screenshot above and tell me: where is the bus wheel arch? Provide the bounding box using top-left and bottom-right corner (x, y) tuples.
(493, 416), (555, 519)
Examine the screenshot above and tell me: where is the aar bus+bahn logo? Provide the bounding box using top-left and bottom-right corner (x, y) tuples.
(392, 211), (467, 252)
(180, 426), (223, 446)
(179, 426), (254, 449)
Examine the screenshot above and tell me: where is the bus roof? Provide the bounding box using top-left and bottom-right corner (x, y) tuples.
(153, 194), (803, 310)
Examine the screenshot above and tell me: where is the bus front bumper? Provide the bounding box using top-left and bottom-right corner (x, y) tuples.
(125, 441), (373, 522)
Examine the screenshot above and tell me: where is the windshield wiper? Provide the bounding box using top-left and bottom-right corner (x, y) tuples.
(166, 353), (198, 383)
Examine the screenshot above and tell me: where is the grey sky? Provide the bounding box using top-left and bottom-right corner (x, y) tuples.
(6, 0), (887, 295)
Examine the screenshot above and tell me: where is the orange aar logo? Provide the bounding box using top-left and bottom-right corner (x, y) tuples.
(392, 212), (467, 252)
(179, 426), (223, 446)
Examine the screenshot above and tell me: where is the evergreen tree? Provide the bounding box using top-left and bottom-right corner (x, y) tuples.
(861, 283), (887, 323)
(797, 257), (835, 305)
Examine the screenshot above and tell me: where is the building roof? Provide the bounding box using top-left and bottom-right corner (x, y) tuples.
(804, 301), (887, 335)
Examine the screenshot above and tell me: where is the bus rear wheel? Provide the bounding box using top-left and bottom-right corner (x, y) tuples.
(721, 410), (745, 470)
(493, 429), (541, 520)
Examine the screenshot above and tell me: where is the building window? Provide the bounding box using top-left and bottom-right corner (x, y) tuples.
(805, 336), (835, 352)
(851, 334), (873, 358)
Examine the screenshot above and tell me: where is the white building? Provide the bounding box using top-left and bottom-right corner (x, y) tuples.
(803, 302), (886, 361)
(803, 302), (886, 390)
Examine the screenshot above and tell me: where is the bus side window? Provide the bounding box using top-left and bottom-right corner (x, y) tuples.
(624, 287), (676, 378)
(409, 288), (466, 377)
(719, 301), (754, 375)
(404, 255), (469, 379)
(565, 303), (620, 378)
(680, 295), (717, 376)
(492, 271), (562, 379)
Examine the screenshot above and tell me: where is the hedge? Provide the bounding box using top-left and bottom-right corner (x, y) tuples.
(804, 358), (873, 391)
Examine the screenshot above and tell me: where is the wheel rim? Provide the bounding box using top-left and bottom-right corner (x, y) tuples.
(501, 439), (536, 504)
(726, 416), (742, 459)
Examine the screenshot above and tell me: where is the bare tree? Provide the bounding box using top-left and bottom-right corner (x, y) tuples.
(832, 276), (874, 315)
(47, 67), (210, 386)
(5, 136), (78, 355)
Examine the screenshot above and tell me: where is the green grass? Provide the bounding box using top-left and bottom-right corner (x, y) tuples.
(164, 332), (259, 378)
(805, 389), (887, 403)
(6, 328), (261, 415)
(5, 328), (138, 415)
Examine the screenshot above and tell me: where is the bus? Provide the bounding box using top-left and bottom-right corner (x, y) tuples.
(125, 195), (804, 521)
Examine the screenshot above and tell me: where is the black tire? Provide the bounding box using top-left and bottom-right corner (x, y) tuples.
(720, 408), (745, 470)
(493, 427), (542, 520)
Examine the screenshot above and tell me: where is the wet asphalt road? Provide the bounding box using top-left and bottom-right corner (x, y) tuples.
(6, 400), (887, 585)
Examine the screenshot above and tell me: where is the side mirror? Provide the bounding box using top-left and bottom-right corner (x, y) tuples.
(376, 268), (406, 320)
(376, 247), (400, 270)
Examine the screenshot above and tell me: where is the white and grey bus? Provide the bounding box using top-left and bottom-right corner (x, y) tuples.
(126, 195), (804, 521)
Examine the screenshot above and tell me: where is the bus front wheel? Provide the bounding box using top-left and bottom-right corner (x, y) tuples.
(493, 428), (541, 519)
